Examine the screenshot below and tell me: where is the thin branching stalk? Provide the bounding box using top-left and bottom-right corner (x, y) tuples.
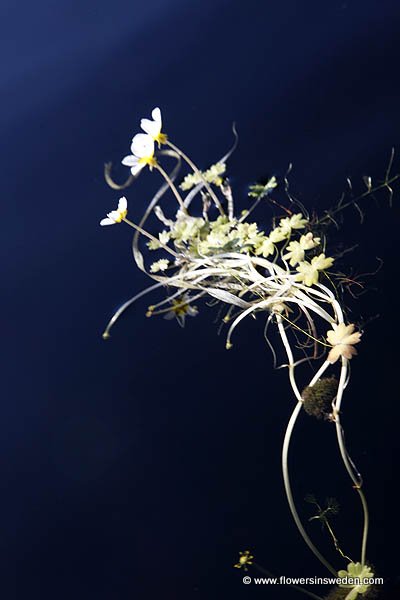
(166, 139), (225, 215)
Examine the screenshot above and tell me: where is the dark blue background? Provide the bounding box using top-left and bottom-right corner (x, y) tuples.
(2, 1), (400, 598)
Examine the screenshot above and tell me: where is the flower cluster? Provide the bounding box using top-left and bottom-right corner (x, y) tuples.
(146, 204), (333, 287)
(100, 107), (361, 373)
(180, 161), (226, 191)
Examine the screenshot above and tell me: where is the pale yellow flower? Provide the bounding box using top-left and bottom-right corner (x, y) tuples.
(311, 253), (334, 271)
(180, 172), (199, 191)
(234, 222), (264, 246)
(234, 550), (254, 571)
(338, 562), (374, 599)
(180, 162), (226, 191)
(171, 214), (205, 244)
(295, 261), (318, 286)
(283, 233), (321, 266)
(248, 176), (278, 198)
(326, 323), (361, 363)
(204, 162), (226, 186)
(299, 232), (320, 250)
(255, 237), (275, 257)
(147, 230), (171, 250)
(279, 213), (308, 236)
(269, 226), (287, 243)
(295, 254), (334, 286)
(150, 259), (170, 273)
(283, 240), (305, 266)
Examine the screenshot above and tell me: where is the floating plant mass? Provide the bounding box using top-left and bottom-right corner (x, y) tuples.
(100, 107), (399, 599)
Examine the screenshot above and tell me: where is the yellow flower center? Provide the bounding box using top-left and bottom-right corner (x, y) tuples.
(171, 300), (190, 316)
(139, 156), (158, 169)
(115, 209), (127, 223)
(155, 132), (168, 145)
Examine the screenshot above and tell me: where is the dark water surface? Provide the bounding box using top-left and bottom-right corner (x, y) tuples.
(2, 1), (400, 598)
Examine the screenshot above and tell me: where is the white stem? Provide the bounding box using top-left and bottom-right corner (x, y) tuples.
(277, 317), (337, 575)
(155, 163), (186, 210)
(309, 361), (331, 386)
(334, 358), (369, 566)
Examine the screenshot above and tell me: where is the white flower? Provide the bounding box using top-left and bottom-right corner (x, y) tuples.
(100, 196), (128, 226)
(279, 213), (308, 236)
(140, 107), (167, 145)
(326, 323), (361, 363)
(121, 133), (156, 176)
(150, 259), (170, 273)
(295, 253), (334, 286)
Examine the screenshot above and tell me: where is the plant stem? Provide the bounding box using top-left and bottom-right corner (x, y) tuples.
(166, 140), (225, 215)
(277, 317), (337, 576)
(154, 163), (187, 211)
(334, 359), (369, 566)
(123, 218), (179, 258)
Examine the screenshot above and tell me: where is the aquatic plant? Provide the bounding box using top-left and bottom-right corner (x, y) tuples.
(100, 107), (399, 599)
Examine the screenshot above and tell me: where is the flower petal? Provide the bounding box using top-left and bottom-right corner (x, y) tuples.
(131, 133), (154, 159)
(151, 107), (161, 124)
(327, 347), (341, 363)
(140, 107), (162, 139)
(341, 345), (358, 359)
(100, 217), (115, 226)
(140, 118), (159, 138)
(130, 162), (145, 176)
(121, 154), (138, 167)
(118, 196), (127, 212)
(343, 332), (362, 345)
(107, 210), (119, 221)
